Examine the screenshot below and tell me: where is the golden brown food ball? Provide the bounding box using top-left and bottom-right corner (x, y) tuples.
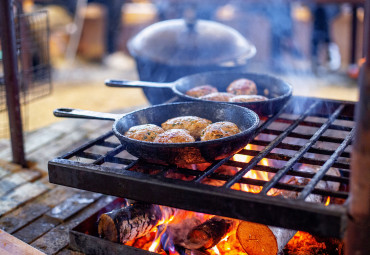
(186, 85), (218, 98)
(161, 116), (212, 139)
(124, 124), (164, 142)
(154, 129), (195, 143)
(229, 95), (268, 102)
(200, 121), (240, 141)
(227, 78), (257, 95)
(199, 92), (235, 102)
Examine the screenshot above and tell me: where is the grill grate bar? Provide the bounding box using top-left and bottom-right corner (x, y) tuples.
(277, 118), (352, 132)
(251, 140), (351, 158)
(262, 129), (351, 144)
(225, 162), (349, 184)
(298, 128), (354, 200)
(238, 149), (350, 169)
(260, 104), (345, 194)
(60, 131), (115, 159)
(194, 100), (292, 183)
(93, 145), (125, 165)
(78, 152), (101, 160)
(223, 102), (320, 188)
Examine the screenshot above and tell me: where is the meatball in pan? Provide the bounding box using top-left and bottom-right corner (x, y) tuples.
(199, 92), (235, 102)
(186, 85), (218, 98)
(229, 95), (268, 103)
(161, 116), (211, 139)
(154, 129), (195, 143)
(201, 121), (241, 141)
(124, 124), (164, 142)
(227, 78), (257, 95)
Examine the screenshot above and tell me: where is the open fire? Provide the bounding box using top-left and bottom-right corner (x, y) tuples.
(97, 144), (344, 255)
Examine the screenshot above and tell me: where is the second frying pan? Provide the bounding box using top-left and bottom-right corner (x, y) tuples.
(105, 71), (292, 116)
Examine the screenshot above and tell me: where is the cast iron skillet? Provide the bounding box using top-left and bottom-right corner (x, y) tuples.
(105, 71), (292, 116)
(54, 102), (259, 165)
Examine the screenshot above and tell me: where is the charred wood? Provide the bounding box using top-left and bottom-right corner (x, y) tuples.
(98, 203), (175, 243)
(186, 216), (236, 250)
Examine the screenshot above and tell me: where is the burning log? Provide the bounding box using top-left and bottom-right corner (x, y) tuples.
(186, 216), (236, 249)
(237, 221), (296, 255)
(98, 203), (175, 243)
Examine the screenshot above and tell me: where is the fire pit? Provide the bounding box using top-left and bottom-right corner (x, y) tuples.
(48, 95), (354, 254)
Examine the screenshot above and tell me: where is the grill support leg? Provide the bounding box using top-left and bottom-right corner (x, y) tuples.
(0, 0), (27, 167)
(346, 0), (370, 254)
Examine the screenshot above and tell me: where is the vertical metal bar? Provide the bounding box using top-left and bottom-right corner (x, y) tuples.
(350, 5), (358, 64)
(0, 0), (27, 166)
(346, 0), (370, 254)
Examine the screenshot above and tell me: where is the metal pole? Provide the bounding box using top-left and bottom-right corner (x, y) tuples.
(0, 0), (27, 167)
(346, 0), (370, 254)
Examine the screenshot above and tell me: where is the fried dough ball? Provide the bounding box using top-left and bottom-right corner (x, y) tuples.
(186, 85), (218, 98)
(124, 124), (164, 142)
(154, 129), (195, 143)
(199, 92), (235, 102)
(200, 121), (241, 141)
(227, 78), (257, 95)
(161, 116), (211, 139)
(229, 95), (268, 102)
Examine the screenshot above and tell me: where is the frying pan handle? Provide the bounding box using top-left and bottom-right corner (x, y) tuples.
(105, 79), (173, 89)
(53, 108), (120, 121)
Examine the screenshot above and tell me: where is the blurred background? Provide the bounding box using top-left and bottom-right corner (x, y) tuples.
(0, 0), (365, 138)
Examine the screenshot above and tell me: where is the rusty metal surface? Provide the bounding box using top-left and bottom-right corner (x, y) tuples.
(49, 96), (355, 238)
(0, 0), (26, 166)
(345, 0), (370, 254)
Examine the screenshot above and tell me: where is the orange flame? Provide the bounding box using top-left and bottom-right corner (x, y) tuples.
(325, 197), (330, 206)
(233, 144), (276, 195)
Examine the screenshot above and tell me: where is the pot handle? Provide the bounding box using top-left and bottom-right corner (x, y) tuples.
(53, 108), (121, 121)
(105, 79), (173, 89)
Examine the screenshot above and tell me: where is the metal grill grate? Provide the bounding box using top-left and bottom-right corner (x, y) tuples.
(48, 96), (354, 238)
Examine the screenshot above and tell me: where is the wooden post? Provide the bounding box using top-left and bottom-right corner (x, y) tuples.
(346, 0), (370, 254)
(0, 0), (27, 167)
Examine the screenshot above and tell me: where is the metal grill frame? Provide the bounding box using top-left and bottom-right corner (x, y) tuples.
(48, 96), (355, 238)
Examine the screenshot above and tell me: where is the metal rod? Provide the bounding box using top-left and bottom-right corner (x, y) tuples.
(298, 128), (354, 200)
(260, 104), (345, 194)
(223, 102), (319, 189)
(350, 5), (358, 64)
(346, 0), (370, 254)
(0, 0), (27, 167)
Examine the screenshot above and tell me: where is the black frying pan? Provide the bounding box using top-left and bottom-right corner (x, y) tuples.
(105, 71), (292, 116)
(54, 102), (259, 164)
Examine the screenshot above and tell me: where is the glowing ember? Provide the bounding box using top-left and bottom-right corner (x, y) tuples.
(325, 196), (331, 206)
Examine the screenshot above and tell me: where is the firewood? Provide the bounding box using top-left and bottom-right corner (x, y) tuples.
(98, 203), (175, 243)
(237, 221), (296, 255)
(186, 216), (236, 249)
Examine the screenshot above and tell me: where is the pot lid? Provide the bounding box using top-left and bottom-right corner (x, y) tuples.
(128, 19), (256, 66)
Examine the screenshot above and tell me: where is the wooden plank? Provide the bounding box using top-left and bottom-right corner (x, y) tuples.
(31, 196), (115, 254)
(45, 190), (102, 222)
(13, 215), (60, 244)
(0, 167), (10, 180)
(0, 229), (46, 255)
(0, 186), (79, 233)
(0, 181), (49, 217)
(0, 169), (41, 196)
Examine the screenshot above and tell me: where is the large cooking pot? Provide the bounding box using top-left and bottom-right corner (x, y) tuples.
(128, 18), (256, 104)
